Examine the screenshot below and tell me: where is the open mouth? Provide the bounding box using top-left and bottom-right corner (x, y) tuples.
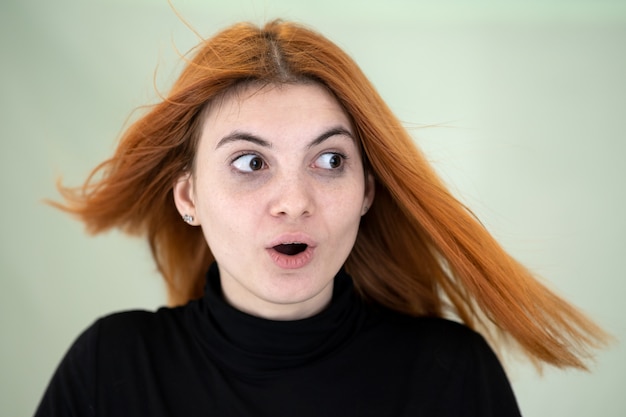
(273, 243), (308, 256)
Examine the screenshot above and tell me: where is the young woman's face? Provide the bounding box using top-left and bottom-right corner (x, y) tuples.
(174, 83), (374, 320)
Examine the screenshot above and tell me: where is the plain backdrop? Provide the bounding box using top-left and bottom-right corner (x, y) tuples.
(1, 1), (624, 416)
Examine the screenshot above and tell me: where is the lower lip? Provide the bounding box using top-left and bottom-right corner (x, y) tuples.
(267, 246), (315, 269)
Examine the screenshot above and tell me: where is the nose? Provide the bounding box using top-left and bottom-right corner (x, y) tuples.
(269, 172), (314, 219)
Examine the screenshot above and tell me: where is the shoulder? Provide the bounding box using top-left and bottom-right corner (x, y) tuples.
(357, 308), (520, 415)
(94, 307), (179, 334)
(75, 306), (197, 382)
(54, 309), (169, 358)
(87, 305), (190, 351)
(47, 305), (194, 371)
(366, 307), (484, 347)
(34, 308), (177, 416)
(362, 307), (497, 371)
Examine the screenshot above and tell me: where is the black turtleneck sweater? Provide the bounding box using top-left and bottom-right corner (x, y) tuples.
(35, 265), (521, 416)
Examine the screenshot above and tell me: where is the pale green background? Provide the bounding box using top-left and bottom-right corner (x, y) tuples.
(2, 0), (625, 416)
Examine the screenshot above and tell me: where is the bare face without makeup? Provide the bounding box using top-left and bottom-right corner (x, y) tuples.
(174, 83), (374, 320)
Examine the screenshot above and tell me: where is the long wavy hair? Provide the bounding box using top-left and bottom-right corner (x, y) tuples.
(54, 20), (608, 369)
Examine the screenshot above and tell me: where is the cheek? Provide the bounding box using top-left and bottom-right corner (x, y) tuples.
(322, 185), (365, 228)
(198, 199), (247, 262)
(334, 176), (366, 208)
(197, 188), (262, 243)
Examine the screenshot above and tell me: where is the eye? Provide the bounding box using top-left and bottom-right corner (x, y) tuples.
(232, 154), (266, 172)
(315, 152), (345, 170)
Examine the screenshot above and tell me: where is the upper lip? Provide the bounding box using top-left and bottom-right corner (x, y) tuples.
(266, 233), (317, 249)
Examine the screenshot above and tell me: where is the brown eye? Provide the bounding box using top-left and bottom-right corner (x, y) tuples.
(232, 154), (266, 172)
(329, 154), (342, 168)
(316, 152), (345, 170)
(249, 157), (264, 171)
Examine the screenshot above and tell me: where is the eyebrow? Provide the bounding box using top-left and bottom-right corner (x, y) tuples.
(215, 131), (271, 150)
(215, 126), (354, 150)
(307, 127), (354, 149)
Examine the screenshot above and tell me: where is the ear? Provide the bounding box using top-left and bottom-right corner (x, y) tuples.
(173, 172), (198, 225)
(361, 171), (375, 216)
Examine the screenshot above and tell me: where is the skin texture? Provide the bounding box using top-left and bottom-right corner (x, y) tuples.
(174, 83), (375, 320)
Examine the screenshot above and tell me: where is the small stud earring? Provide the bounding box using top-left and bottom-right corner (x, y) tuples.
(182, 214), (194, 224)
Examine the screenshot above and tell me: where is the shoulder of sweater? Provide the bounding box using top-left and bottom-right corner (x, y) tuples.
(85, 304), (191, 347)
(365, 304), (475, 337)
(362, 305), (489, 364)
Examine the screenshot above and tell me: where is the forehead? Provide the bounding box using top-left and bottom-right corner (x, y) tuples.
(200, 82), (352, 135)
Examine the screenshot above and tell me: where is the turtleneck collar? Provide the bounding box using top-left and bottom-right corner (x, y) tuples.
(187, 263), (366, 377)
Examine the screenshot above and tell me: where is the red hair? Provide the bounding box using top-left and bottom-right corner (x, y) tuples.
(54, 20), (608, 369)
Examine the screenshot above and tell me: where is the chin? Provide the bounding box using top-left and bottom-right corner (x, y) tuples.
(260, 276), (333, 308)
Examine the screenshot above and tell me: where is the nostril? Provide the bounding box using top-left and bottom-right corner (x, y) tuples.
(273, 243), (308, 255)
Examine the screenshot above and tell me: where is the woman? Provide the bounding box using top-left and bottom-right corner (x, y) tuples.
(36, 20), (608, 416)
